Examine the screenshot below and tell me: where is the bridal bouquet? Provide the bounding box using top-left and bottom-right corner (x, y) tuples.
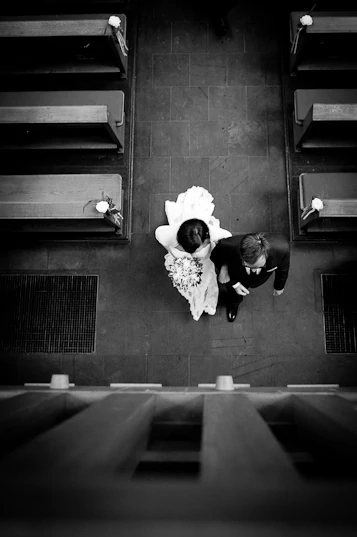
(168, 257), (203, 292)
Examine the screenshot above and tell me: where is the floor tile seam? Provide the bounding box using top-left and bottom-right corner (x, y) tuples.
(152, 52), (190, 57)
(188, 355), (191, 386)
(149, 118), (191, 122)
(268, 192), (274, 233)
(244, 85), (248, 121)
(188, 52), (191, 87)
(212, 344), (255, 352)
(123, 314), (130, 357)
(169, 85), (172, 121)
(148, 119), (153, 185)
(188, 118), (191, 157)
(212, 335), (254, 342)
(225, 53), (228, 87)
(141, 310), (190, 313)
(169, 155), (172, 192)
(150, 53), (154, 87)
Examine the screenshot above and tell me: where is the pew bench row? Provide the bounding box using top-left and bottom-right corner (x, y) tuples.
(0, 14), (131, 237)
(0, 174), (123, 235)
(0, 14), (128, 76)
(288, 13), (357, 236)
(290, 11), (357, 76)
(0, 91), (125, 151)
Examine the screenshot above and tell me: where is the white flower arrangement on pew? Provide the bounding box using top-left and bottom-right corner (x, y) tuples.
(167, 257), (203, 293)
(83, 192), (123, 227)
(291, 13), (314, 54)
(301, 196), (324, 220)
(108, 15), (128, 57)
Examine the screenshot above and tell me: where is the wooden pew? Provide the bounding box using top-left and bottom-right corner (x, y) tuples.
(290, 11), (357, 76)
(0, 14), (128, 76)
(298, 172), (357, 233)
(0, 392), (68, 458)
(0, 173), (123, 234)
(0, 393), (156, 477)
(201, 394), (301, 486)
(293, 89), (357, 151)
(0, 90), (125, 151)
(293, 395), (357, 461)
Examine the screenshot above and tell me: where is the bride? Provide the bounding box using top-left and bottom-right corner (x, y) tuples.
(155, 186), (232, 321)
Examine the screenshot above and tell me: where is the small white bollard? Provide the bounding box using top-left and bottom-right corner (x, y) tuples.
(50, 374), (70, 390)
(215, 375), (234, 391)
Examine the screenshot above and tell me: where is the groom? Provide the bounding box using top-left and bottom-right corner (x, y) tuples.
(210, 233), (290, 322)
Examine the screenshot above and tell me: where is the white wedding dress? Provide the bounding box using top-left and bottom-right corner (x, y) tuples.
(155, 186), (232, 321)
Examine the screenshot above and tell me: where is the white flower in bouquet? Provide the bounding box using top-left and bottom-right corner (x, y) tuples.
(95, 200), (110, 213)
(311, 197), (324, 211)
(300, 15), (313, 26)
(168, 257), (203, 292)
(108, 16), (121, 29)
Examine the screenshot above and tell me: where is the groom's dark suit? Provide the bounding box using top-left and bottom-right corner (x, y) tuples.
(210, 234), (290, 304)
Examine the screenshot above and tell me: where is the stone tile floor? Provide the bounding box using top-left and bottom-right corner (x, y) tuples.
(0, 0), (356, 386)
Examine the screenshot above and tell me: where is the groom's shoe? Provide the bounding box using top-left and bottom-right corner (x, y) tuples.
(226, 302), (239, 323)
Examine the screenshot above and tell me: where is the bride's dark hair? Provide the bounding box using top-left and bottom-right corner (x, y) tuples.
(177, 219), (210, 254)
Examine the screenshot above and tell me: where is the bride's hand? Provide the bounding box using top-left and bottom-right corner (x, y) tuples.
(218, 265), (230, 284)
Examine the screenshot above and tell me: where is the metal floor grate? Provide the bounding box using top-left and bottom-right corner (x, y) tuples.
(0, 274), (98, 353)
(321, 274), (357, 354)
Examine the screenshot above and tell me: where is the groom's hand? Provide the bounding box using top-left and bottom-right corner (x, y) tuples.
(234, 283), (249, 296)
(273, 288), (284, 296)
(218, 264), (230, 284)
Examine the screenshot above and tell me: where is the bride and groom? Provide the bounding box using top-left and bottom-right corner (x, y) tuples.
(155, 186), (290, 322)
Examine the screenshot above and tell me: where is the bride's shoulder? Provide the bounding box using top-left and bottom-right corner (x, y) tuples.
(155, 224), (179, 249)
(169, 247), (190, 258)
(209, 226), (232, 244)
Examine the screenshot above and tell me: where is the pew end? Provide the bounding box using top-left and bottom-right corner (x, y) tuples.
(298, 172), (357, 234)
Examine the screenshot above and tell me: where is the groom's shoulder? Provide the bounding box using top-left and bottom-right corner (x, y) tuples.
(218, 234), (242, 247)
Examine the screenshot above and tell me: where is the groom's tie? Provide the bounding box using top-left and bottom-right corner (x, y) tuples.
(245, 267), (261, 275)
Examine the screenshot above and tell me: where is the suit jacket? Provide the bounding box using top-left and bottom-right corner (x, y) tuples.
(210, 234), (290, 291)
